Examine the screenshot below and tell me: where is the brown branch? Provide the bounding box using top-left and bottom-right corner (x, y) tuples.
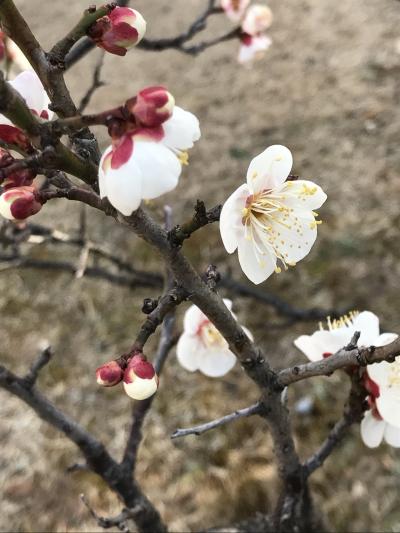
(78, 52), (105, 113)
(23, 344), (53, 388)
(171, 402), (262, 439)
(168, 200), (222, 247)
(304, 369), (367, 476)
(0, 358), (166, 532)
(278, 335), (400, 387)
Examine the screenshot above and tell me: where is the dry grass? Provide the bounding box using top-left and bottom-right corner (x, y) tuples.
(1, 0), (400, 531)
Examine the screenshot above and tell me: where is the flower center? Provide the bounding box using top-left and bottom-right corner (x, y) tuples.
(200, 322), (227, 349)
(388, 360), (400, 389)
(241, 182), (321, 273)
(177, 151), (189, 166)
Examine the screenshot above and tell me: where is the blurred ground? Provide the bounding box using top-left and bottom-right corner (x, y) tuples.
(1, 0), (400, 531)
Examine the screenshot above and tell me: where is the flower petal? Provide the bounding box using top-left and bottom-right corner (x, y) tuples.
(220, 183), (249, 253)
(375, 376), (400, 428)
(176, 333), (201, 372)
(360, 411), (385, 448)
(246, 145), (292, 194)
(162, 106), (201, 151)
(278, 180), (327, 211)
(238, 34), (272, 64)
(132, 140), (181, 200)
(384, 423), (400, 447)
(198, 347), (236, 377)
(237, 234), (276, 284)
(294, 329), (354, 362)
(374, 332), (398, 347)
(9, 70), (52, 119)
(100, 152), (143, 215)
(183, 304), (205, 334)
(352, 311), (380, 346)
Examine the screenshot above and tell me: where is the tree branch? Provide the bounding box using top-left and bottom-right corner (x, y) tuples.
(168, 200), (222, 247)
(171, 402), (262, 439)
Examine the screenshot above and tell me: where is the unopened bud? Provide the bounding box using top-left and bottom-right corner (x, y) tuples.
(96, 360), (124, 387)
(0, 186), (42, 221)
(89, 7), (146, 56)
(128, 86), (175, 128)
(123, 353), (159, 400)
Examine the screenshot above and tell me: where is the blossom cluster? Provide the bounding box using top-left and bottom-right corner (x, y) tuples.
(221, 0), (273, 63)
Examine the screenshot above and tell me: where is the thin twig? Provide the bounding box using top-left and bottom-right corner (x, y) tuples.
(171, 402), (262, 439)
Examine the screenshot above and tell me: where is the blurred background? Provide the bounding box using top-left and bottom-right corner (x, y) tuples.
(1, 0), (400, 531)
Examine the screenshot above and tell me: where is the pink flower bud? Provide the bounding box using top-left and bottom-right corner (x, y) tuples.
(96, 360), (124, 387)
(89, 7), (146, 56)
(0, 186), (42, 221)
(123, 354), (158, 400)
(129, 86), (175, 128)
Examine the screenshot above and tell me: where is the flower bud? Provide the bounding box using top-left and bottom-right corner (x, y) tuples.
(0, 186), (42, 221)
(123, 354), (158, 400)
(128, 86), (175, 128)
(89, 7), (146, 56)
(96, 360), (124, 387)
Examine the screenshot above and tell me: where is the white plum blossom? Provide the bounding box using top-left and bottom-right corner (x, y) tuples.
(238, 34), (272, 64)
(176, 299), (252, 378)
(0, 70), (52, 125)
(294, 311), (400, 448)
(220, 145), (326, 284)
(221, 0), (250, 22)
(99, 103), (200, 216)
(241, 4), (273, 35)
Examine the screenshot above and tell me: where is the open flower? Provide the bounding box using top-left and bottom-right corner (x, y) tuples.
(123, 353), (159, 400)
(220, 145), (326, 284)
(238, 33), (272, 64)
(294, 311), (400, 448)
(89, 6), (146, 56)
(99, 95), (200, 216)
(0, 185), (42, 220)
(293, 311), (390, 362)
(221, 0), (250, 21)
(176, 299), (252, 378)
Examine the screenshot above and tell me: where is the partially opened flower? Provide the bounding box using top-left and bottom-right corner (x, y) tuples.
(221, 0), (250, 22)
(294, 311), (400, 448)
(241, 4), (273, 35)
(128, 86), (175, 128)
(99, 91), (200, 216)
(220, 145), (326, 284)
(89, 6), (146, 56)
(123, 353), (159, 400)
(0, 185), (42, 221)
(176, 299), (252, 378)
(0, 70), (52, 124)
(238, 33), (272, 64)
(294, 311), (389, 362)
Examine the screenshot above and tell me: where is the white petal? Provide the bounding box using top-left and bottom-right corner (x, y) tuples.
(246, 145), (292, 194)
(367, 360), (393, 387)
(352, 311), (380, 347)
(198, 347), (236, 378)
(222, 299), (233, 311)
(278, 180), (327, 211)
(133, 140), (181, 199)
(220, 183), (249, 253)
(360, 411), (385, 448)
(294, 328), (354, 362)
(183, 304), (205, 334)
(242, 325), (254, 341)
(237, 235), (276, 284)
(99, 146), (112, 199)
(375, 332), (398, 347)
(123, 375), (158, 400)
(268, 209), (318, 264)
(384, 423), (400, 447)
(162, 106), (200, 151)
(10, 70), (52, 118)
(102, 156), (143, 216)
(238, 35), (272, 64)
(176, 333), (201, 372)
(375, 385), (400, 428)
